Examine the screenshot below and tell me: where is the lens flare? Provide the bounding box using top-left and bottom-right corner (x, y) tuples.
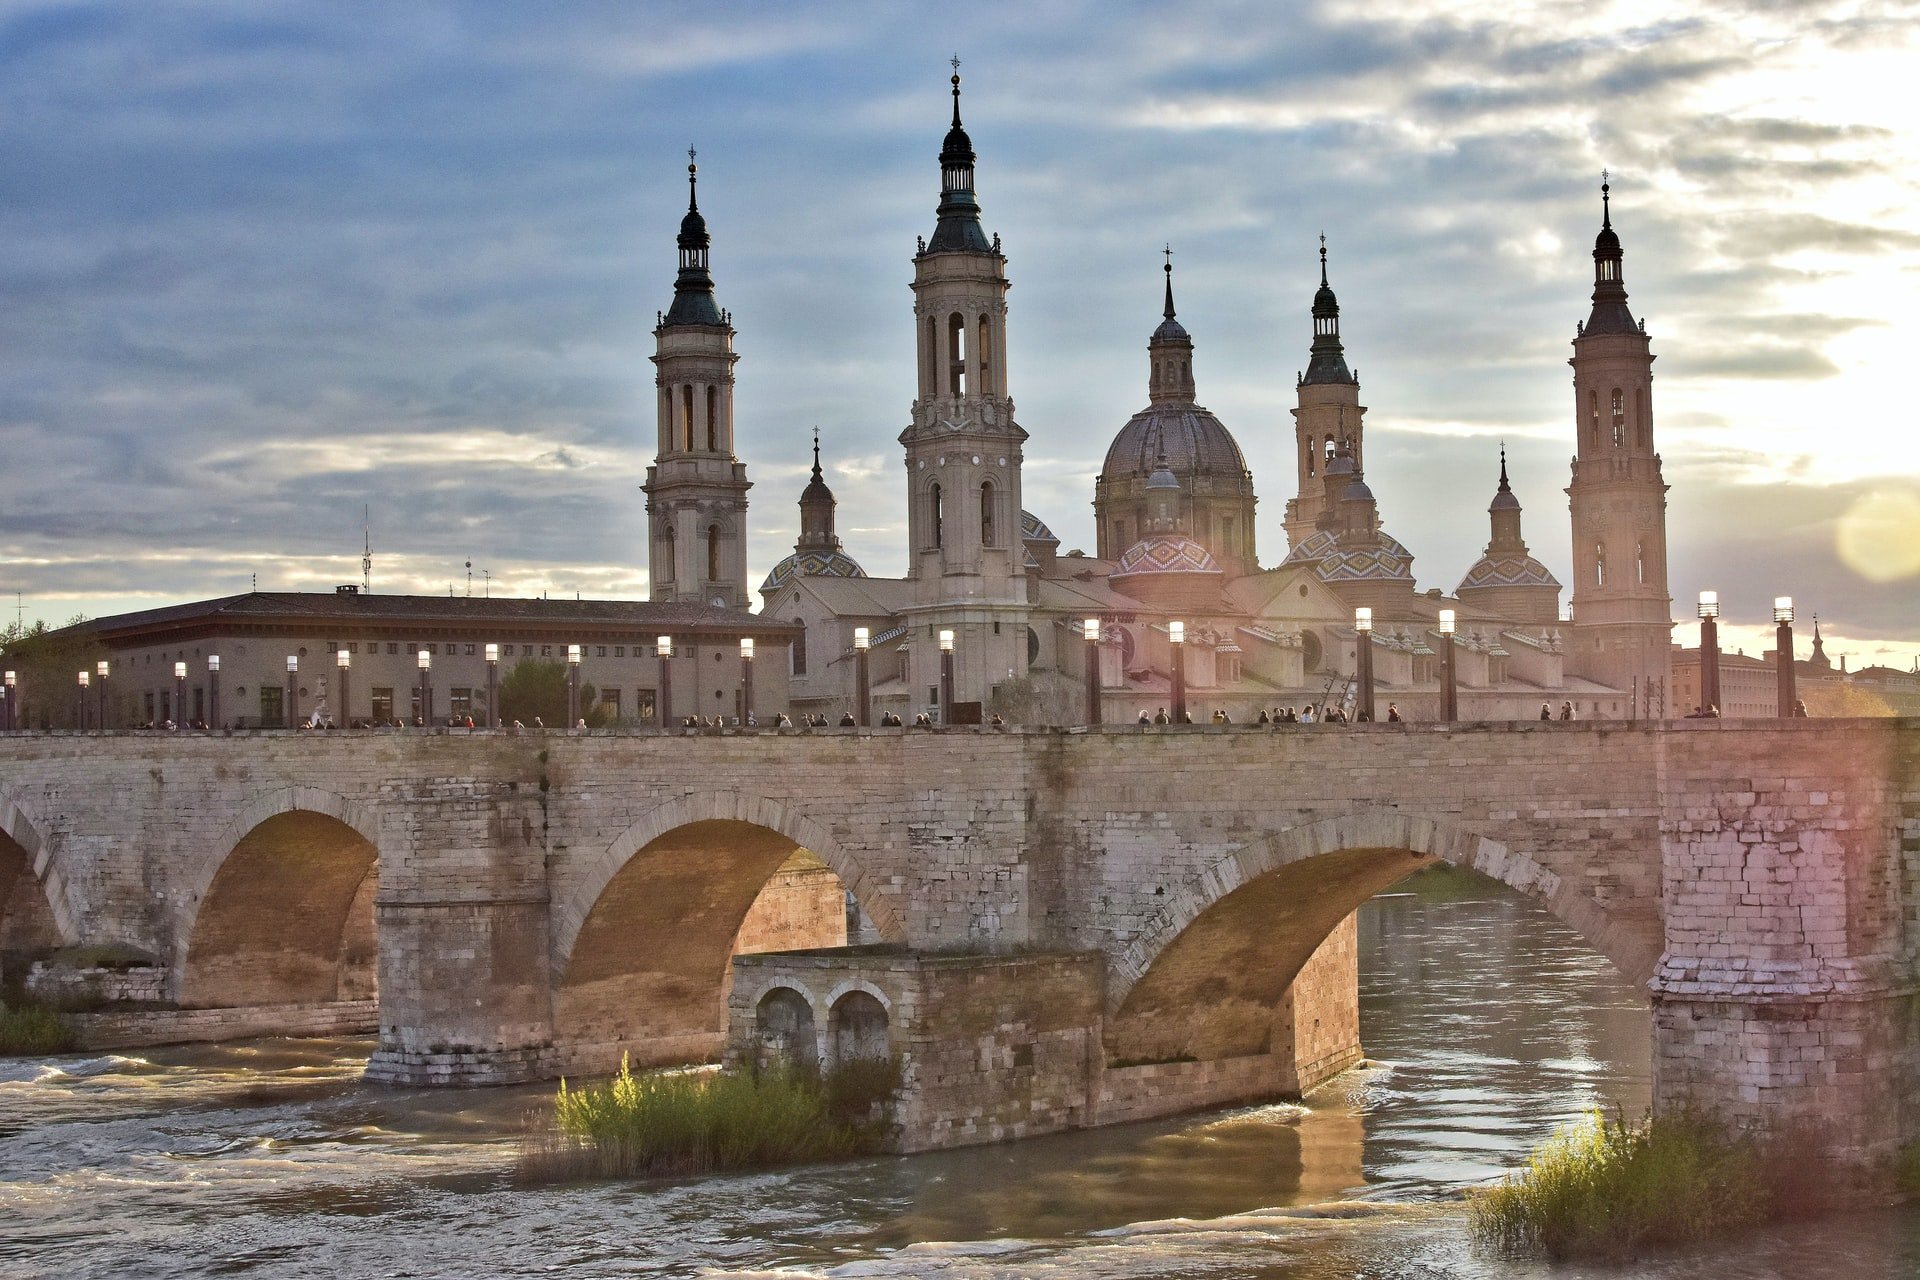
(1836, 487), (1920, 583)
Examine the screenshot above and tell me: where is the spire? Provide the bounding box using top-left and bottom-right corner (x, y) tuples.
(797, 426), (841, 552)
(1809, 614), (1828, 668)
(1583, 169), (1637, 336)
(1302, 234), (1353, 386)
(663, 147), (724, 327)
(1148, 246), (1195, 403)
(927, 57), (991, 254)
(1487, 444), (1526, 553)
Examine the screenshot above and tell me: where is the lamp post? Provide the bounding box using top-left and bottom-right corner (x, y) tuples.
(286, 655), (299, 728)
(853, 627), (871, 726)
(1082, 618), (1103, 727)
(1438, 609), (1458, 723)
(938, 629), (955, 724)
(567, 644), (582, 728)
(739, 638), (755, 725)
(656, 635), (673, 727)
(1354, 607), (1375, 723)
(1169, 620), (1187, 724)
(1774, 596), (1796, 718)
(416, 649), (432, 726)
(1697, 590), (1721, 715)
(207, 655), (221, 729)
(3, 671), (13, 732)
(172, 660), (187, 726)
(335, 649), (350, 727)
(77, 670), (90, 730)
(485, 644), (499, 729)
(96, 660), (109, 728)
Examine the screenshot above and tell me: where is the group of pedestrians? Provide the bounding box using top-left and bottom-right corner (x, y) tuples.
(1538, 701), (1577, 721)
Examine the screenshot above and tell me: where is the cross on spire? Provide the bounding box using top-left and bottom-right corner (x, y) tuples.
(1161, 244), (1176, 318)
(1601, 168), (1611, 228)
(1319, 232), (1328, 286)
(812, 425), (821, 475)
(949, 54), (963, 125)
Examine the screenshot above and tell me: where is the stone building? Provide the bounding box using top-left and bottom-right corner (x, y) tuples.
(754, 74), (1667, 723)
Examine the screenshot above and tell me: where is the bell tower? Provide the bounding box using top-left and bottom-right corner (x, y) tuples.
(643, 151), (752, 609)
(1565, 175), (1672, 713)
(897, 61), (1030, 713)
(1285, 238), (1367, 550)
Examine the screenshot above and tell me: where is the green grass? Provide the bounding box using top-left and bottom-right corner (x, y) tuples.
(1469, 1108), (1767, 1261)
(520, 1055), (902, 1182)
(0, 998), (80, 1055)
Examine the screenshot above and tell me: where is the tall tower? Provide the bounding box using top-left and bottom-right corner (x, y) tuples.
(1565, 176), (1672, 710)
(898, 63), (1029, 713)
(1285, 239), (1367, 550)
(643, 153), (752, 609)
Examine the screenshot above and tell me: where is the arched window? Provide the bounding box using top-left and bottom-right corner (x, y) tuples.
(930, 483), (943, 549)
(706, 386), (719, 452)
(924, 314), (937, 393)
(1324, 436), (1336, 463)
(657, 526), (675, 583)
(947, 313), (966, 396)
(791, 620), (807, 675)
(681, 385), (695, 452)
(707, 524), (721, 583)
(980, 481), (997, 546)
(1305, 440), (1316, 478)
(1638, 388), (1651, 447)
(755, 987), (817, 1069)
(1611, 389), (1626, 447)
(1595, 543), (1608, 587)
(827, 990), (889, 1068)
(1588, 391), (1600, 450)
(1636, 541), (1647, 585)
(977, 315), (993, 396)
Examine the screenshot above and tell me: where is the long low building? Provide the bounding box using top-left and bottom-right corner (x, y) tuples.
(26, 588), (795, 729)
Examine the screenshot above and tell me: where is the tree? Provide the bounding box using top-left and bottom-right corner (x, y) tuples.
(496, 659), (613, 727)
(0, 617), (106, 729)
(1801, 682), (1894, 718)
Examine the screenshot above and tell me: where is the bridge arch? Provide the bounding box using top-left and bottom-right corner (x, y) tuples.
(551, 791), (900, 1072)
(1107, 809), (1659, 1064)
(0, 790), (72, 980)
(176, 786), (383, 1008)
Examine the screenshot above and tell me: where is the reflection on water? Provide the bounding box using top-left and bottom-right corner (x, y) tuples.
(3, 867), (1915, 1278)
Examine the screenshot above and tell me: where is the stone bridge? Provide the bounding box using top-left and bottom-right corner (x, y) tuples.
(1, 721), (1915, 1171)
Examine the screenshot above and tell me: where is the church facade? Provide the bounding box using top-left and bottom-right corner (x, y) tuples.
(658, 73), (1675, 724)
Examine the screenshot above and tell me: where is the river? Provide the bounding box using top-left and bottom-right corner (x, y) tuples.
(4, 867), (1915, 1278)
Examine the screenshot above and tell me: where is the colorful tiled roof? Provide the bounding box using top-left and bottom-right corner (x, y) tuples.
(1111, 535), (1222, 578)
(760, 549), (869, 594)
(1458, 553), (1561, 592)
(1282, 529), (1414, 582)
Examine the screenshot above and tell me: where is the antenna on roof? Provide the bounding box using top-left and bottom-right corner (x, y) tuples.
(362, 506), (372, 594)
(466, 560), (473, 597)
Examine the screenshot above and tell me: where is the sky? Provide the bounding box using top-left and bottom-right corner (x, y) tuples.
(2, 0), (1917, 670)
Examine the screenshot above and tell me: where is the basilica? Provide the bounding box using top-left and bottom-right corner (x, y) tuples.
(644, 71), (1676, 724)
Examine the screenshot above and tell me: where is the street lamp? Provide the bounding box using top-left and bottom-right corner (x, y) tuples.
(416, 649), (432, 726)
(96, 660), (109, 729)
(656, 635), (673, 728)
(853, 627), (871, 726)
(1354, 607), (1375, 723)
(567, 644), (582, 728)
(739, 637), (754, 725)
(1082, 618), (1103, 727)
(938, 629), (955, 724)
(207, 655), (221, 730)
(484, 643), (500, 729)
(1697, 590), (1721, 716)
(1438, 609), (1458, 723)
(1169, 620), (1188, 724)
(1774, 596), (1796, 718)
(286, 655), (300, 728)
(3, 670), (13, 733)
(335, 649), (351, 727)
(173, 661), (186, 727)
(77, 670), (90, 730)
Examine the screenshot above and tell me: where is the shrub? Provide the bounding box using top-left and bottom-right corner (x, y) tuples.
(0, 998), (80, 1055)
(521, 1055), (899, 1182)
(1469, 1108), (1766, 1261)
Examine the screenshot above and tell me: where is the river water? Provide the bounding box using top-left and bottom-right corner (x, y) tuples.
(4, 869), (1916, 1278)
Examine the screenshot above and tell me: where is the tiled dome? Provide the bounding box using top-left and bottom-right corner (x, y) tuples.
(1283, 529), (1414, 583)
(1101, 406), (1249, 482)
(1112, 535), (1221, 578)
(1021, 510), (1057, 545)
(760, 549), (868, 594)
(1458, 553), (1561, 591)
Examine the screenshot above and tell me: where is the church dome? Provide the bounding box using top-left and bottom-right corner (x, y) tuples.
(1021, 510), (1058, 545)
(760, 549), (867, 594)
(1112, 534), (1221, 579)
(1101, 406), (1249, 481)
(1283, 528), (1414, 583)
(1458, 553), (1560, 592)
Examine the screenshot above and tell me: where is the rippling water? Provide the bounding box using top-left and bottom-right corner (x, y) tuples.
(4, 868), (1916, 1278)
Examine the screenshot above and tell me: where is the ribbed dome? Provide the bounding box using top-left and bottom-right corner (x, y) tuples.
(1102, 406), (1249, 480)
(760, 549), (867, 594)
(1458, 553), (1561, 591)
(1594, 223), (1621, 257)
(1283, 528), (1414, 583)
(1021, 510), (1057, 544)
(1112, 535), (1221, 578)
